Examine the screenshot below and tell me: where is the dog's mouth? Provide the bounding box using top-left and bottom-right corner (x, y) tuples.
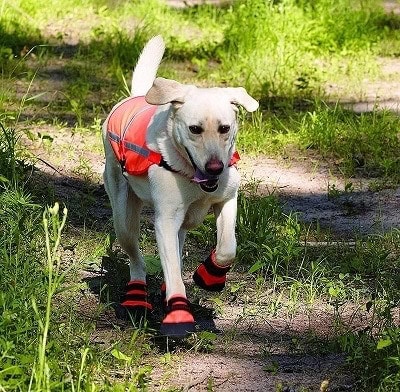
(185, 148), (220, 192)
(192, 167), (219, 193)
(199, 179), (219, 192)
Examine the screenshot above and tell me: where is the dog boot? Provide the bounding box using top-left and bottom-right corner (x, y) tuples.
(160, 295), (196, 338)
(121, 280), (153, 312)
(193, 249), (231, 292)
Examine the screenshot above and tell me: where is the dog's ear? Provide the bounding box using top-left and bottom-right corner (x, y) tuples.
(145, 77), (192, 106)
(224, 87), (259, 112)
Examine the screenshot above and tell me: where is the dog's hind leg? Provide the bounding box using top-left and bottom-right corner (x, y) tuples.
(113, 187), (145, 279)
(104, 166), (151, 311)
(193, 197), (237, 291)
(117, 190), (153, 312)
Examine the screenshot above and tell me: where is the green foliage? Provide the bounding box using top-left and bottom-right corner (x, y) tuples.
(215, 0), (386, 96)
(230, 183), (400, 390)
(0, 125), (152, 390)
(237, 102), (400, 183)
(299, 103), (400, 178)
(339, 327), (400, 390)
(87, 27), (152, 74)
(186, 331), (217, 353)
(0, 126), (158, 392)
(0, 124), (29, 186)
(236, 183), (302, 278)
(0, 17), (42, 64)
(0, 193), (43, 389)
(237, 109), (301, 155)
(223, 0), (385, 55)
(0, 123), (43, 389)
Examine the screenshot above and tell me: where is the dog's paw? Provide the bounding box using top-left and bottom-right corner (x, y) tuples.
(193, 250), (231, 292)
(160, 295), (196, 338)
(121, 280), (153, 311)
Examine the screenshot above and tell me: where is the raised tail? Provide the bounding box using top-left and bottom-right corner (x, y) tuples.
(131, 35), (165, 98)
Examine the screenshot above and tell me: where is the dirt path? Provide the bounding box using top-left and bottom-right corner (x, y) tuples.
(240, 154), (400, 236)
(29, 124), (400, 237)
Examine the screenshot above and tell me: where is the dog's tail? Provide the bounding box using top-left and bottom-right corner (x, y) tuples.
(131, 35), (165, 97)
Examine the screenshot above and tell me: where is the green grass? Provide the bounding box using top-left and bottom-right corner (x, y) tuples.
(3, 0), (400, 181)
(238, 101), (400, 182)
(299, 103), (400, 179)
(0, 124), (156, 390)
(239, 191), (400, 390)
(1, 0), (400, 390)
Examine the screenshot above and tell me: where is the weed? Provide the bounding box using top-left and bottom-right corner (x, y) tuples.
(236, 183), (302, 279)
(327, 182), (354, 199)
(187, 331), (217, 353)
(338, 327), (400, 390)
(0, 123), (29, 186)
(73, 156), (95, 181)
(31, 203), (68, 391)
(188, 213), (216, 248)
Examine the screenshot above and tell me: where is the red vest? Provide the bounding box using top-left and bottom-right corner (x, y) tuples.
(107, 96), (240, 176)
(107, 96), (160, 175)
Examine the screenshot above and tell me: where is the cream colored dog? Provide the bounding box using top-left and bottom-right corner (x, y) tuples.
(102, 36), (258, 337)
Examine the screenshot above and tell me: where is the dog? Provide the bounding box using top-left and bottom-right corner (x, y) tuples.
(102, 36), (258, 337)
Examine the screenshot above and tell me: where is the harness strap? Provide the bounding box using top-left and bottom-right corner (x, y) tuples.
(109, 130), (176, 173)
(159, 158), (177, 173)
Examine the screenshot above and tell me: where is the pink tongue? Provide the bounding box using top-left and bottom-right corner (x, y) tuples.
(192, 168), (219, 183)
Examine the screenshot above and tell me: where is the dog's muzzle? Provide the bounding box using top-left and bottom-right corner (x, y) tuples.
(185, 147), (221, 192)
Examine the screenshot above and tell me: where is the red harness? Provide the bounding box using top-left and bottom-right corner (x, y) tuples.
(107, 96), (240, 177)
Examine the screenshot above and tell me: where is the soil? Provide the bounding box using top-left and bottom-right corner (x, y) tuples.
(11, 1), (400, 390)
(241, 155), (400, 236)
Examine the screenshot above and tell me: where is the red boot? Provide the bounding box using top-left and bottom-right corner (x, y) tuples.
(121, 280), (153, 311)
(160, 295), (196, 338)
(193, 250), (231, 292)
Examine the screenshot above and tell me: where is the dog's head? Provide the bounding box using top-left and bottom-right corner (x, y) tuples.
(146, 77), (258, 192)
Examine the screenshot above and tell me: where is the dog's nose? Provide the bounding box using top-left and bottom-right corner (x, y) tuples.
(205, 158), (224, 175)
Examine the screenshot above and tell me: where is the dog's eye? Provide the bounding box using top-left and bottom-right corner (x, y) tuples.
(218, 125), (230, 134)
(189, 125), (203, 134)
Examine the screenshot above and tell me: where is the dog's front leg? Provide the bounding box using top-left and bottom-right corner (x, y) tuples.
(154, 210), (186, 300)
(193, 196), (237, 291)
(214, 196), (238, 266)
(153, 203), (196, 337)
